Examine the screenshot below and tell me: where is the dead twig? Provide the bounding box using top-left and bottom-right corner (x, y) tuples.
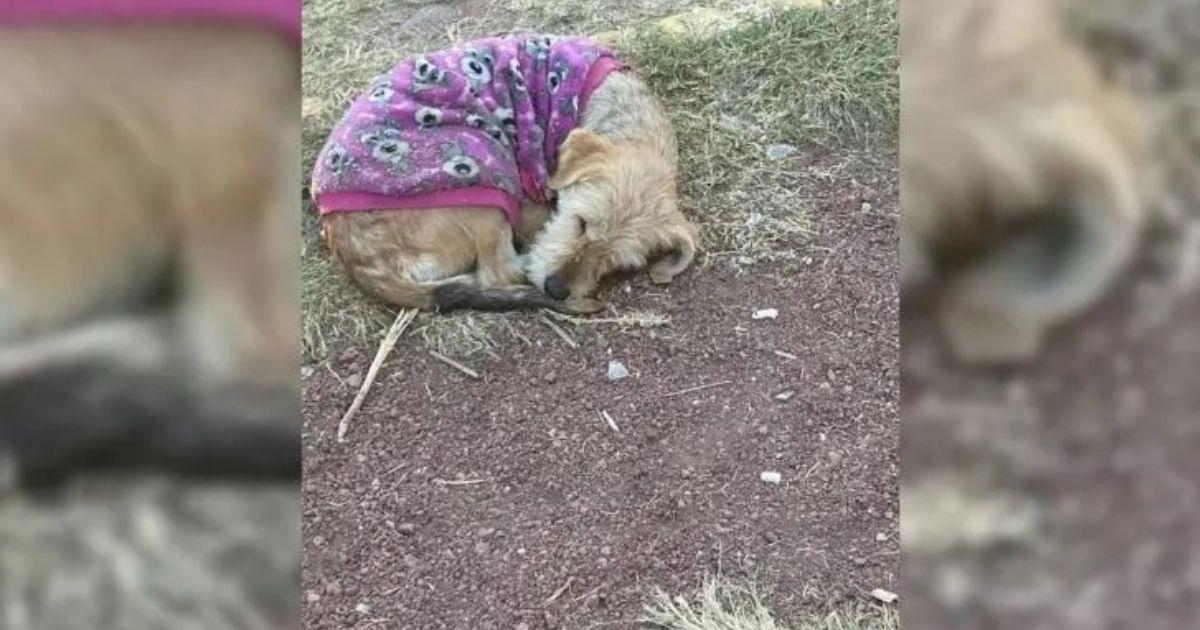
(337, 308), (418, 442)
(543, 576), (576, 606)
(432, 478), (487, 486)
(429, 351), (480, 379)
(773, 349), (798, 360)
(659, 380), (734, 399)
(598, 410), (620, 433)
(540, 314), (579, 349)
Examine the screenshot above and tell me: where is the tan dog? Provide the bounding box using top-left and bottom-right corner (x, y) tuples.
(320, 68), (697, 312)
(902, 0), (1145, 362)
(0, 24), (299, 483)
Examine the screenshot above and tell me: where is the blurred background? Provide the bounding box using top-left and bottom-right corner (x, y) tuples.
(901, 0), (1199, 628)
(0, 3), (300, 629)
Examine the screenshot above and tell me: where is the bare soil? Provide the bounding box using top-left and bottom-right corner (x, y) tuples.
(300, 150), (899, 629)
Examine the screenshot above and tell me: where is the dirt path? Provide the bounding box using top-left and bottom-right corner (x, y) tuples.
(301, 151), (899, 628)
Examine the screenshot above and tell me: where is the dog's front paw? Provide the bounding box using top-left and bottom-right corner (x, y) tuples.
(649, 268), (674, 285)
(563, 297), (603, 315)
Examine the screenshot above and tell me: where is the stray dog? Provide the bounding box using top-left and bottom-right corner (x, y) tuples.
(0, 1), (301, 484)
(313, 35), (697, 313)
(902, 0), (1145, 363)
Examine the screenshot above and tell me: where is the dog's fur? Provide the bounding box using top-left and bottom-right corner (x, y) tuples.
(902, 0), (1145, 362)
(0, 25), (300, 484)
(321, 68), (697, 312)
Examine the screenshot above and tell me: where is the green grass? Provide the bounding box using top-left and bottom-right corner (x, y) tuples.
(643, 578), (899, 630)
(300, 0), (898, 359)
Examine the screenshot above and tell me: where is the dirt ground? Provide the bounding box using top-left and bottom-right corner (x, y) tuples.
(301, 146), (899, 629)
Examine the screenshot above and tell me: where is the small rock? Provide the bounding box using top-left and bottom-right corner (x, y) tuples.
(760, 470), (782, 484)
(764, 143), (797, 160)
(607, 360), (630, 380)
(312, 535), (325, 547)
(876, 532), (889, 542)
(543, 372), (557, 384)
(300, 365), (314, 379)
(871, 588), (898, 604)
(345, 372), (365, 389)
(396, 523), (416, 535)
(305, 591), (321, 604)
(600, 545), (612, 556)
(775, 390), (795, 401)
(474, 541), (491, 555)
(516, 624), (531, 630)
(477, 527), (496, 538)
(354, 602), (371, 615)
(860, 201), (873, 213)
(752, 308), (779, 320)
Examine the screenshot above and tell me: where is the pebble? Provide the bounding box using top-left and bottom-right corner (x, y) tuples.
(764, 143), (797, 160)
(760, 470), (782, 484)
(607, 360), (630, 380)
(752, 308), (779, 320)
(355, 602), (371, 615)
(477, 527), (496, 538)
(396, 523), (416, 535)
(775, 390), (795, 401)
(345, 372), (365, 389)
(871, 588), (898, 604)
(543, 372), (557, 384)
(876, 532), (889, 542)
(300, 365), (314, 379)
(474, 541), (491, 555)
(600, 545), (612, 556)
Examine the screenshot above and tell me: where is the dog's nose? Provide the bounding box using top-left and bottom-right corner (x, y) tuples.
(544, 274), (569, 300)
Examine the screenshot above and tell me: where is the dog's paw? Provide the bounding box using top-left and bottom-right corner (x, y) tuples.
(649, 268), (674, 285)
(563, 297), (603, 314)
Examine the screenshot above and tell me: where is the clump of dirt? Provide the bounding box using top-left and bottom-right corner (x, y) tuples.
(301, 154), (899, 628)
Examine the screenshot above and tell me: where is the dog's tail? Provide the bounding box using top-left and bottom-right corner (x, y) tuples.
(0, 359), (299, 487)
(366, 274), (580, 313)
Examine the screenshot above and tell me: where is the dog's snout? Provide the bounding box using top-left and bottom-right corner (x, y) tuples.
(544, 274), (569, 300)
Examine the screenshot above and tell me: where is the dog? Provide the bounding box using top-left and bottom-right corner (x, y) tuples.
(0, 2), (301, 485)
(902, 0), (1146, 362)
(314, 35), (697, 314)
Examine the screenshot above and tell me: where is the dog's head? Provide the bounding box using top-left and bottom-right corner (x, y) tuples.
(525, 129), (697, 300)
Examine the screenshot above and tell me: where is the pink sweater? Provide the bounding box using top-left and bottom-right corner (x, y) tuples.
(0, 0), (299, 43)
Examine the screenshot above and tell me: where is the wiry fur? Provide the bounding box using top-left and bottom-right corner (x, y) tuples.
(524, 71), (697, 298)
(321, 68), (696, 312)
(902, 0), (1146, 362)
(0, 25), (300, 483)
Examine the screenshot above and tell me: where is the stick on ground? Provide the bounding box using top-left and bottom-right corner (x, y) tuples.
(659, 380), (735, 398)
(429, 351), (481, 379)
(337, 308), (418, 442)
(540, 314), (579, 349)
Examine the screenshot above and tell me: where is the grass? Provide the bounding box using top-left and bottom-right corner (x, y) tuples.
(300, 0), (898, 359)
(642, 578), (899, 630)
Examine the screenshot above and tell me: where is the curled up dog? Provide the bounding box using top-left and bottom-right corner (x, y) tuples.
(313, 34), (698, 314)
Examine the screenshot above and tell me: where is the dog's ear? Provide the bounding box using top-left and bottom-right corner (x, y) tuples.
(649, 217), (698, 284)
(549, 129), (614, 190)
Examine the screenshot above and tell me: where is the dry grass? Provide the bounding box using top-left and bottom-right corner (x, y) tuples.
(0, 480), (298, 629)
(643, 577), (898, 630)
(301, 0), (898, 359)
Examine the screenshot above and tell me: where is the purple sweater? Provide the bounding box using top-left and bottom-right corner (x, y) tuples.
(312, 35), (624, 226)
